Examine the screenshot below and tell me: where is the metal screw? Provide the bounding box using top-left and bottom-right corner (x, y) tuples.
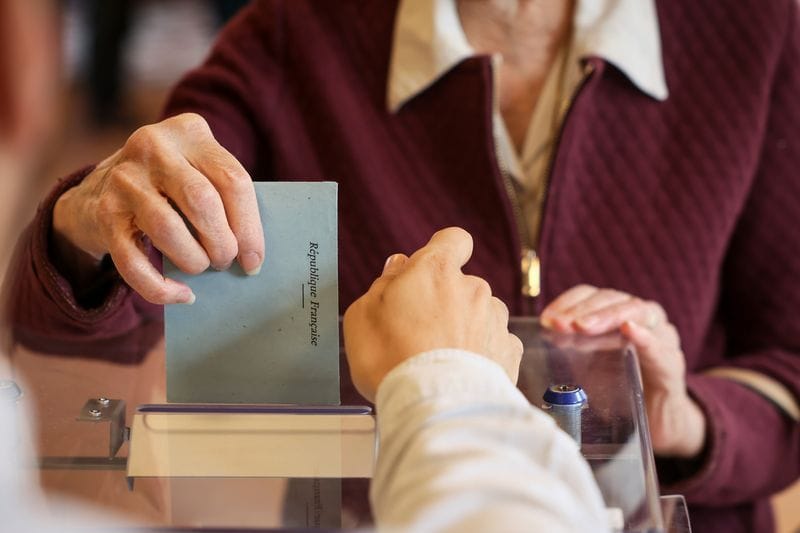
(0, 380), (22, 403)
(97, 398), (110, 406)
(88, 408), (102, 417)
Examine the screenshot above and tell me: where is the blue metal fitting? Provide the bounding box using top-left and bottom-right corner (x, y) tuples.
(542, 384), (587, 406)
(542, 384), (587, 446)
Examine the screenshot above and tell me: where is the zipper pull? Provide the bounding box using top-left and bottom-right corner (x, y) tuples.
(521, 248), (541, 297)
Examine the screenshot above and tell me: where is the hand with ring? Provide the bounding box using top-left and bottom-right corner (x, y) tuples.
(540, 284), (706, 458)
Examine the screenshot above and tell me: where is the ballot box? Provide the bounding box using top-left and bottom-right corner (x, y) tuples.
(7, 317), (689, 531)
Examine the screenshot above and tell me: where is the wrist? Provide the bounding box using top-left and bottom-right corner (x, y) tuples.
(654, 392), (707, 459)
(52, 186), (104, 263)
(50, 189), (116, 300)
(376, 349), (527, 414)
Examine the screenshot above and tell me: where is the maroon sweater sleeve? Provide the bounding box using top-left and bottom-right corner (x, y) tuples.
(660, 1), (800, 505)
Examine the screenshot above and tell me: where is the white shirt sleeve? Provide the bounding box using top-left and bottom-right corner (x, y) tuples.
(370, 349), (609, 533)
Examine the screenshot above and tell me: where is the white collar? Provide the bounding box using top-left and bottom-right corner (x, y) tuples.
(387, 0), (669, 113)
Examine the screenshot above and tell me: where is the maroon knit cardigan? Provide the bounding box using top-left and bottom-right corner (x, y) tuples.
(8, 1), (800, 531)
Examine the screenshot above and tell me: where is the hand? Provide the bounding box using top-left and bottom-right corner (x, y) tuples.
(343, 227), (523, 403)
(52, 113), (264, 304)
(540, 285), (706, 458)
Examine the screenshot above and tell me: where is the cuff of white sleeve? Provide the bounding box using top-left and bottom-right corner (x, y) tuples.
(375, 348), (532, 419)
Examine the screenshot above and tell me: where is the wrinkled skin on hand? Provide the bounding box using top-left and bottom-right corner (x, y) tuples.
(52, 113), (265, 304)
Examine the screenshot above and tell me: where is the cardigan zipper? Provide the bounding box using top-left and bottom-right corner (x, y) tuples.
(493, 59), (596, 300)
(497, 147), (540, 297)
(490, 56), (540, 298)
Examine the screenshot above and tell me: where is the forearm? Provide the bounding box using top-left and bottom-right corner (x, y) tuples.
(371, 349), (608, 533)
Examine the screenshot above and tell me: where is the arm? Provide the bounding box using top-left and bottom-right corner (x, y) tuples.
(372, 349), (608, 533)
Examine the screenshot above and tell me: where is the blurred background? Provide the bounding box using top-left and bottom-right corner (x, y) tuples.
(0, 1), (798, 531)
(1, 0), (246, 287)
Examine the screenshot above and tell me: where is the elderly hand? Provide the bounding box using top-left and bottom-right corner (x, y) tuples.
(541, 285), (706, 459)
(343, 227), (523, 403)
(52, 113), (264, 305)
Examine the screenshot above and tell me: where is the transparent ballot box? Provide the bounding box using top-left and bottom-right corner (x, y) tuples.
(8, 317), (689, 531)
(512, 318), (690, 533)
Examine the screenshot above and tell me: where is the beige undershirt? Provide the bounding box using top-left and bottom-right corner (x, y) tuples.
(492, 42), (585, 246)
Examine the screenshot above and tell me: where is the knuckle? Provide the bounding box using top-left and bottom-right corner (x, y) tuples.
(648, 300), (667, 317)
(510, 334), (524, 356)
(469, 276), (492, 300)
(144, 214), (183, 249)
(436, 226), (470, 243)
(629, 296), (645, 307)
(367, 276), (386, 296)
(417, 249), (449, 274)
(343, 299), (367, 327)
(493, 296), (510, 319)
(115, 258), (166, 303)
(664, 323), (680, 341)
(175, 112), (210, 133)
(182, 180), (221, 213)
(181, 112), (205, 124)
(595, 288), (622, 302)
(182, 256), (211, 276)
(573, 283), (597, 294)
(216, 165), (251, 193)
(147, 209), (174, 234)
(222, 238), (239, 263)
(125, 124), (161, 155)
(144, 284), (170, 304)
(207, 234), (238, 268)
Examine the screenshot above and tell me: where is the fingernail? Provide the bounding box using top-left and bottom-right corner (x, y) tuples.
(382, 254), (405, 274)
(540, 313), (554, 328)
(182, 291), (196, 305)
(620, 321), (640, 340)
(623, 320), (641, 332)
(241, 252), (263, 275)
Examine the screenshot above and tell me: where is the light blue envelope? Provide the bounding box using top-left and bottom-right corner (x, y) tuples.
(164, 182), (339, 404)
